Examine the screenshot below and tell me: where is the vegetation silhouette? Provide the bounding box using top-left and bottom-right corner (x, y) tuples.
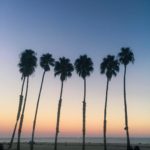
(100, 55), (119, 150)
(118, 47), (135, 150)
(17, 50), (37, 150)
(8, 64), (26, 149)
(54, 57), (74, 150)
(30, 53), (55, 150)
(7, 48), (136, 149)
(74, 55), (93, 150)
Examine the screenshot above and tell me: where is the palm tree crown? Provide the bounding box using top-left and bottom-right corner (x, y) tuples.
(40, 53), (55, 71)
(100, 55), (119, 80)
(54, 57), (74, 81)
(118, 47), (134, 66)
(74, 55), (94, 79)
(118, 47), (134, 150)
(18, 49), (37, 77)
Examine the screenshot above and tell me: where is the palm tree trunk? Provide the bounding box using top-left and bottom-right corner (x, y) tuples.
(30, 71), (46, 150)
(82, 78), (86, 150)
(54, 81), (64, 150)
(17, 77), (29, 150)
(103, 78), (109, 150)
(9, 77), (26, 149)
(123, 65), (131, 150)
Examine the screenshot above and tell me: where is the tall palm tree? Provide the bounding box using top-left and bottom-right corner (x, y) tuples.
(17, 50), (37, 150)
(30, 53), (55, 150)
(118, 47), (134, 150)
(100, 55), (119, 150)
(54, 57), (74, 150)
(8, 74), (26, 149)
(74, 55), (93, 150)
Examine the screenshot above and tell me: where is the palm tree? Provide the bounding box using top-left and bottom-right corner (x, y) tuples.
(118, 47), (134, 150)
(100, 55), (119, 150)
(8, 73), (26, 149)
(54, 57), (74, 150)
(17, 50), (37, 150)
(30, 53), (55, 150)
(74, 55), (93, 150)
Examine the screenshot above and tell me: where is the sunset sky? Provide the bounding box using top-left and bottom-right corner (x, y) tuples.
(0, 0), (150, 138)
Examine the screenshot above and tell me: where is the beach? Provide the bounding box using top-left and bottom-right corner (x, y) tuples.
(3, 143), (150, 150)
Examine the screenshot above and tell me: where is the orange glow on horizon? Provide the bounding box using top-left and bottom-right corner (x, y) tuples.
(1, 119), (150, 137)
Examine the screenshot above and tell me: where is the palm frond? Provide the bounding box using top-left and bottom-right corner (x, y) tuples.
(18, 49), (37, 77)
(74, 55), (94, 79)
(40, 53), (55, 71)
(100, 55), (119, 80)
(54, 57), (74, 81)
(118, 47), (135, 65)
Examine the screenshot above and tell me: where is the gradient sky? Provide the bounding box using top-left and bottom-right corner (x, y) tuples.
(0, 0), (150, 138)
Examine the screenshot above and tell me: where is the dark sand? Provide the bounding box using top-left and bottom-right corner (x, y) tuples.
(3, 143), (150, 150)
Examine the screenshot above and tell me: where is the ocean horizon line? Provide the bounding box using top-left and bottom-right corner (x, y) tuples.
(1, 137), (150, 144)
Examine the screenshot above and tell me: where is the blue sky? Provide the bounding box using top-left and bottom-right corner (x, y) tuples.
(0, 0), (150, 137)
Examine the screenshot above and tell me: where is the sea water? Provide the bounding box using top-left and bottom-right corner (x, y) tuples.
(0, 137), (150, 144)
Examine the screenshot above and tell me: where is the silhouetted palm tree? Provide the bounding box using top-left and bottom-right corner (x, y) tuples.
(54, 57), (74, 150)
(100, 55), (119, 150)
(17, 50), (37, 150)
(74, 55), (93, 150)
(8, 74), (26, 149)
(30, 53), (55, 150)
(118, 47), (134, 150)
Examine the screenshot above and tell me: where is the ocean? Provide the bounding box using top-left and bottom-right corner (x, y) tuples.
(0, 137), (150, 144)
